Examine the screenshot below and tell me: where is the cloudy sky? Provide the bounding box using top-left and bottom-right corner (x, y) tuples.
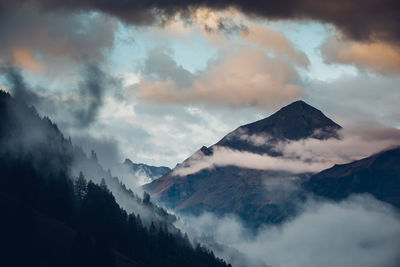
(0, 1), (399, 167)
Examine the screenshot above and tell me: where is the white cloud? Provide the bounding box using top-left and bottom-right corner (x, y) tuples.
(173, 146), (330, 176)
(177, 195), (400, 267)
(173, 125), (400, 176)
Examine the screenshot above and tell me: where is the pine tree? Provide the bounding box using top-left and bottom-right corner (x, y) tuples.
(143, 191), (151, 205)
(100, 178), (107, 191)
(75, 172), (87, 202)
(149, 221), (157, 235)
(90, 150), (98, 162)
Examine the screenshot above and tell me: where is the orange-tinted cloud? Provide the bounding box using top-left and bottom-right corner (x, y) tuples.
(321, 35), (400, 75)
(240, 24), (309, 67)
(137, 46), (303, 110)
(11, 48), (46, 72)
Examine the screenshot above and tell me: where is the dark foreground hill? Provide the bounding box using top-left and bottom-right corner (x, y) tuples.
(0, 91), (230, 267)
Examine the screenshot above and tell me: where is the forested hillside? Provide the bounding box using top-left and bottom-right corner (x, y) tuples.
(0, 90), (230, 267)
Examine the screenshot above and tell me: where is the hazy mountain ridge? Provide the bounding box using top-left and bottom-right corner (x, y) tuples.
(123, 159), (171, 183)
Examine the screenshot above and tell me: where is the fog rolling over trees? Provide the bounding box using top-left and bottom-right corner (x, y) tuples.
(0, 90), (230, 267)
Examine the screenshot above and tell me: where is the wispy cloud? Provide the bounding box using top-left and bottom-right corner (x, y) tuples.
(173, 125), (400, 176)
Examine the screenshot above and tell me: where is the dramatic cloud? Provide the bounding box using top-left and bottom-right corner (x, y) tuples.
(2, 0), (399, 46)
(321, 34), (400, 75)
(177, 195), (400, 267)
(137, 45), (303, 109)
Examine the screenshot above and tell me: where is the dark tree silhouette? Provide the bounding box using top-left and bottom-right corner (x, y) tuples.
(75, 172), (88, 203)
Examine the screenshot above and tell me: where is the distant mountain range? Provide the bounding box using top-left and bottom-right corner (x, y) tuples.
(144, 100), (400, 227)
(123, 159), (171, 183)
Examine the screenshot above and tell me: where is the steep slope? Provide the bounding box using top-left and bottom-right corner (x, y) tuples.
(144, 100), (341, 226)
(304, 147), (400, 208)
(0, 90), (174, 226)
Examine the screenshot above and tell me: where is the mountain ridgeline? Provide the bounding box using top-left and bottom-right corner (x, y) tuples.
(144, 100), (400, 228)
(0, 91), (230, 267)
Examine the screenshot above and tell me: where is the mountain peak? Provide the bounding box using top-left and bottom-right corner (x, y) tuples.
(241, 100), (341, 140)
(274, 100), (326, 117)
(216, 100), (341, 153)
(279, 100), (315, 112)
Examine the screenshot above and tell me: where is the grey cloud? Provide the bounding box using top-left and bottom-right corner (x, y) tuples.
(74, 64), (107, 127)
(71, 135), (122, 170)
(305, 75), (400, 128)
(0, 63), (123, 130)
(140, 47), (195, 88)
(0, 65), (41, 105)
(0, 7), (117, 71)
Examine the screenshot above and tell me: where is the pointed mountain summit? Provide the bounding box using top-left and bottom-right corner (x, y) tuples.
(242, 100), (341, 140)
(216, 100), (341, 154)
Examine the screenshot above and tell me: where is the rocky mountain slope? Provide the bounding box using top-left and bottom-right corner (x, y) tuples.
(144, 100), (343, 226)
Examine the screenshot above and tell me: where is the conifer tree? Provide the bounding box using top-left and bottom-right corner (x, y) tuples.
(75, 171), (87, 202)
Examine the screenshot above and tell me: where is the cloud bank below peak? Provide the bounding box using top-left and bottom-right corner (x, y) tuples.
(177, 195), (400, 267)
(173, 125), (400, 176)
